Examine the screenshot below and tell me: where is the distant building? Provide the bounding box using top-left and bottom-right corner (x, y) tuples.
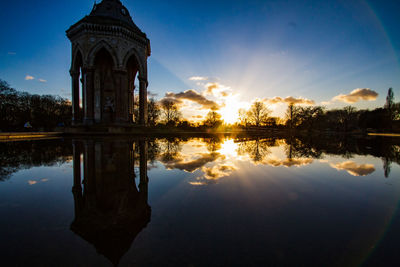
(66, 0), (151, 126)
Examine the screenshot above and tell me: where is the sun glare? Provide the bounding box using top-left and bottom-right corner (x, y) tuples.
(219, 95), (245, 124)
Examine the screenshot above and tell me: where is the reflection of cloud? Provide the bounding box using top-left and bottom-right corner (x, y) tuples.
(203, 164), (236, 180)
(165, 90), (220, 110)
(189, 76), (208, 81)
(264, 157), (313, 167)
(332, 88), (378, 103)
(190, 181), (207, 186)
(164, 153), (223, 172)
(330, 161), (375, 176)
(266, 96), (315, 105)
(190, 164), (237, 186)
(28, 178), (49, 185)
(25, 75), (34, 81)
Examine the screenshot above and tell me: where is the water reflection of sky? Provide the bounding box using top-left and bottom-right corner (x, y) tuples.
(153, 138), (394, 187)
(0, 137), (400, 266)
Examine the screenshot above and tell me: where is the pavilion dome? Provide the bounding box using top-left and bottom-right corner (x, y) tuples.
(71, 0), (146, 37)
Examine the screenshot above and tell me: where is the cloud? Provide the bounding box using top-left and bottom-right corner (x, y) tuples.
(38, 79), (47, 83)
(28, 180), (37, 185)
(330, 161), (375, 176)
(332, 88), (378, 104)
(160, 97), (183, 106)
(7, 52), (16, 55)
(189, 76), (209, 81)
(165, 89), (220, 110)
(205, 83), (219, 95)
(266, 96), (315, 105)
(25, 75), (35, 81)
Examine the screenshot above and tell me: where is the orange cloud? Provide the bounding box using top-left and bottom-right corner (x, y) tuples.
(165, 90), (220, 110)
(25, 75), (34, 81)
(333, 88), (378, 103)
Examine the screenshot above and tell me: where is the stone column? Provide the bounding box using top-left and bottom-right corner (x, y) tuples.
(138, 77), (148, 126)
(82, 67), (95, 125)
(70, 70), (81, 125)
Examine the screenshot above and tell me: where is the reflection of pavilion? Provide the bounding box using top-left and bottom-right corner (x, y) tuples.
(71, 139), (150, 266)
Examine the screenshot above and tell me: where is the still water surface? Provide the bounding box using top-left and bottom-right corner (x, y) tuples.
(0, 135), (400, 266)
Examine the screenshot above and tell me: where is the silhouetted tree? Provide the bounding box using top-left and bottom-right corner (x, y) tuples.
(147, 98), (160, 126)
(285, 104), (301, 129)
(247, 101), (271, 127)
(385, 88), (395, 120)
(204, 111), (223, 128)
(160, 98), (181, 126)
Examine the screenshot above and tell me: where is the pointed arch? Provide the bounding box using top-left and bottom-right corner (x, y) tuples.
(123, 48), (146, 78)
(71, 45), (84, 72)
(87, 40), (118, 67)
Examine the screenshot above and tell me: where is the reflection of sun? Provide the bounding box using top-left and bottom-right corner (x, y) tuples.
(219, 139), (238, 158)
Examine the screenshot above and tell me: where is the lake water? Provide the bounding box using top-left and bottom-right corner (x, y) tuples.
(1, 135), (399, 266)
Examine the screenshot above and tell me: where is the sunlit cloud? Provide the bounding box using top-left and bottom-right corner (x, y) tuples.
(330, 161), (375, 176)
(332, 88), (378, 104)
(25, 75), (35, 81)
(38, 79), (47, 83)
(266, 96), (315, 105)
(28, 180), (37, 185)
(165, 90), (220, 110)
(189, 76), (209, 81)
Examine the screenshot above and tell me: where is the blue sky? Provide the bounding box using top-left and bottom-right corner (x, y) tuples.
(0, 0), (399, 119)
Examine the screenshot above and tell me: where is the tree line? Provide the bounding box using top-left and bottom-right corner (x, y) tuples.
(1, 78), (399, 132)
(0, 79), (72, 131)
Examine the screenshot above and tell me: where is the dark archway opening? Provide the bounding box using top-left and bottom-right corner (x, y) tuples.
(93, 48), (115, 124)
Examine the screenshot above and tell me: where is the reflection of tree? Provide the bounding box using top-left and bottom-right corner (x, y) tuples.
(0, 140), (72, 181)
(157, 138), (183, 163)
(284, 137), (323, 159)
(204, 136), (223, 152)
(237, 138), (274, 163)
